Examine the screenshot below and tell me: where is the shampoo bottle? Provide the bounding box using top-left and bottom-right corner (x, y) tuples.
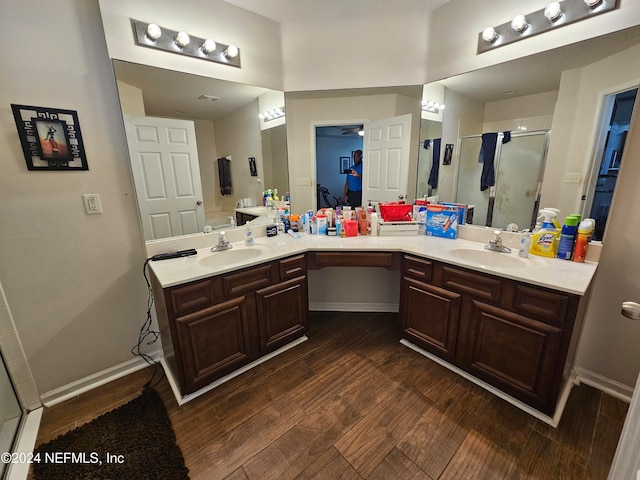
(529, 209), (560, 257)
(573, 219), (595, 263)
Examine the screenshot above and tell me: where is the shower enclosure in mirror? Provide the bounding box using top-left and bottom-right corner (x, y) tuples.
(455, 131), (548, 230)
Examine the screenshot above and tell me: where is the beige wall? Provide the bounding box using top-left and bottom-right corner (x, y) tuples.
(98, 0), (284, 90)
(0, 0), (149, 393)
(214, 100), (264, 211)
(429, 0), (640, 82)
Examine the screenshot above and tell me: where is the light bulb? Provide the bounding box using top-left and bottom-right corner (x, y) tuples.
(482, 27), (498, 43)
(201, 39), (217, 54)
(511, 14), (528, 32)
(224, 45), (239, 59)
(175, 31), (190, 48)
(146, 24), (162, 41)
(544, 2), (562, 21)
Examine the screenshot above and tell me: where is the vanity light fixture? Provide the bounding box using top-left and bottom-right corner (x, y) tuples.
(478, 0), (617, 54)
(132, 20), (241, 68)
(223, 45), (239, 60)
(544, 2), (563, 22)
(175, 31), (190, 48)
(511, 15), (529, 33)
(481, 27), (499, 43)
(201, 39), (217, 54)
(259, 107), (285, 122)
(422, 100), (445, 114)
(146, 23), (162, 41)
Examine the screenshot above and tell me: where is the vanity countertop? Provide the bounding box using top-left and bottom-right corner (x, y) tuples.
(148, 233), (598, 296)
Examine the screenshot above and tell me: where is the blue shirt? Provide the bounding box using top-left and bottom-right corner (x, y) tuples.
(346, 162), (362, 192)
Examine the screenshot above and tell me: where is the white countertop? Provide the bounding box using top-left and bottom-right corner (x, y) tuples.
(148, 232), (598, 295)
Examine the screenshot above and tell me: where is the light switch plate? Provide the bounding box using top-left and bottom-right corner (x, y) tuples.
(564, 173), (582, 184)
(82, 194), (103, 214)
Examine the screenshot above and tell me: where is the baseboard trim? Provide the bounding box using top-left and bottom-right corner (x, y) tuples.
(39, 351), (163, 408)
(400, 339), (576, 428)
(309, 302), (398, 312)
(574, 366), (633, 403)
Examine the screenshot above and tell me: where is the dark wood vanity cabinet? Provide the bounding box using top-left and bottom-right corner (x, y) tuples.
(152, 254), (308, 395)
(235, 211), (258, 226)
(400, 254), (583, 415)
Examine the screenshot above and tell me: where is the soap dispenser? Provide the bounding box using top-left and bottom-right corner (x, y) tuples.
(245, 226), (255, 246)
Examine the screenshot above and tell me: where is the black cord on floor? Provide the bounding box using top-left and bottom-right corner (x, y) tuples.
(133, 258), (165, 389)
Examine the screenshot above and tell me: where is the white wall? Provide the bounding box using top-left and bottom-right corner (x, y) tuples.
(0, 0), (149, 393)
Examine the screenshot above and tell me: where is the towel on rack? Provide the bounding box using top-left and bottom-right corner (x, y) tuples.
(502, 131), (511, 144)
(217, 157), (232, 195)
(480, 133), (498, 191)
(428, 138), (441, 188)
(423, 139), (431, 150)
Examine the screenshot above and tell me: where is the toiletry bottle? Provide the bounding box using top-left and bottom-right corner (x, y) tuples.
(370, 212), (379, 236)
(518, 230), (531, 258)
(556, 215), (579, 260)
(529, 209), (560, 257)
(245, 226), (255, 246)
(573, 219), (595, 263)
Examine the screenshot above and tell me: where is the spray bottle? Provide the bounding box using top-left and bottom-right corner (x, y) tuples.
(529, 209), (560, 257)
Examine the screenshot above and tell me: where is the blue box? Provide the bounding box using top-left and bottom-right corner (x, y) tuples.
(426, 205), (459, 239)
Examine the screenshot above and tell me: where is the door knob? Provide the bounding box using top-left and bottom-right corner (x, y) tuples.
(196, 200), (203, 206)
(621, 301), (640, 320)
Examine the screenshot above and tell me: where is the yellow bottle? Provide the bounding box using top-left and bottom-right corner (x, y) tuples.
(529, 209), (560, 257)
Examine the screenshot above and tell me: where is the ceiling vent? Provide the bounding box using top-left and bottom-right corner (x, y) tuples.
(198, 94), (220, 101)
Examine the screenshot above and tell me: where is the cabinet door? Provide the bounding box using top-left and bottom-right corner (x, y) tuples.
(400, 277), (461, 361)
(256, 276), (308, 353)
(175, 296), (252, 394)
(462, 299), (563, 413)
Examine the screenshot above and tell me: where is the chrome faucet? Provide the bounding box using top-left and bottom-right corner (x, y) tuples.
(485, 230), (512, 253)
(211, 231), (233, 252)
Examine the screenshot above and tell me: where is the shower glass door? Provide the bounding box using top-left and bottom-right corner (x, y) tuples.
(0, 350), (22, 478)
(492, 132), (548, 230)
(455, 131), (548, 230)
(455, 136), (490, 225)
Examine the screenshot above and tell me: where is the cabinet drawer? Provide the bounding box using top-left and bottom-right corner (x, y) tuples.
(169, 279), (214, 316)
(222, 264), (274, 298)
(310, 251), (398, 269)
(403, 255), (433, 282)
(440, 265), (502, 303)
(279, 254), (307, 280)
(510, 283), (571, 325)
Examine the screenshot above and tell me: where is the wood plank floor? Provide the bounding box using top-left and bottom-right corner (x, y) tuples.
(34, 311), (628, 479)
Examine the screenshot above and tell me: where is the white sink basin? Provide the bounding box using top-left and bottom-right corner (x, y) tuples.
(450, 248), (527, 269)
(198, 247), (265, 268)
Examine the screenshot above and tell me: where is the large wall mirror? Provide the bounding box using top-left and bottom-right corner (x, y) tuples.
(113, 60), (288, 242)
(419, 25), (640, 234)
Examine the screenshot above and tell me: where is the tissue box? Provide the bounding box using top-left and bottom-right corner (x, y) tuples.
(426, 205), (459, 239)
(378, 220), (419, 236)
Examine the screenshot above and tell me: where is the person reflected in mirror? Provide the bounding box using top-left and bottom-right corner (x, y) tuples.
(344, 149), (363, 208)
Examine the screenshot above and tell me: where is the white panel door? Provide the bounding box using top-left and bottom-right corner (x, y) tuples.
(124, 116), (204, 241)
(362, 114), (413, 205)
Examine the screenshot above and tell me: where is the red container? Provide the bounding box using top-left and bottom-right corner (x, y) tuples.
(379, 202), (413, 222)
(344, 220), (358, 237)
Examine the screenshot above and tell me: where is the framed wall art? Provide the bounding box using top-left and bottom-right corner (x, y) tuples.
(11, 104), (88, 171)
(340, 156), (352, 174)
